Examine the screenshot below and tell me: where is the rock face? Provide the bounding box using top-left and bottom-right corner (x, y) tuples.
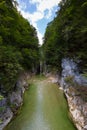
(60, 58), (87, 88)
(60, 58), (87, 130)
(64, 87), (87, 130)
(0, 107), (13, 130)
(8, 72), (30, 113)
(0, 72), (30, 130)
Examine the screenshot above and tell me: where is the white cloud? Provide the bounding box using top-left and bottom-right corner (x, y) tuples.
(37, 0), (59, 12)
(29, 11), (44, 22)
(29, 0), (42, 4)
(16, 0), (61, 44)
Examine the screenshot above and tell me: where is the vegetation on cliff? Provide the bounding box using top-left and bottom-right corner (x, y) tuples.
(0, 0), (39, 94)
(43, 0), (87, 73)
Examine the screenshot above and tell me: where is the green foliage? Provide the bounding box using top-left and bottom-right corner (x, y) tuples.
(0, 106), (6, 112)
(64, 76), (75, 86)
(0, 95), (4, 100)
(0, 36), (3, 44)
(0, 46), (23, 92)
(43, 0), (87, 72)
(0, 0), (39, 93)
(0, 119), (2, 124)
(82, 72), (87, 78)
(21, 48), (39, 69)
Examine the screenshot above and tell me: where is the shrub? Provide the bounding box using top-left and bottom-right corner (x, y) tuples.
(64, 76), (75, 86)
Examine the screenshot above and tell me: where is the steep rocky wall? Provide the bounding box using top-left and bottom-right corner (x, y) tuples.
(64, 87), (87, 130)
(59, 58), (87, 130)
(60, 58), (87, 88)
(0, 72), (31, 130)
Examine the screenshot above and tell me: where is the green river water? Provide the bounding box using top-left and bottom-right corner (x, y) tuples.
(4, 76), (77, 130)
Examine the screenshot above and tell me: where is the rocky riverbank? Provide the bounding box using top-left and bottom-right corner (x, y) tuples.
(64, 87), (87, 130)
(59, 58), (87, 130)
(46, 73), (87, 130)
(0, 72), (31, 130)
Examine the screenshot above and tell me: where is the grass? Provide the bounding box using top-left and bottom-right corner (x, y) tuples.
(0, 95), (4, 100)
(0, 119), (2, 124)
(64, 76), (75, 86)
(0, 106), (6, 112)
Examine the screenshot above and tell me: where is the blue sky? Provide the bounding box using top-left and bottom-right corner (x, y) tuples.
(16, 0), (61, 45)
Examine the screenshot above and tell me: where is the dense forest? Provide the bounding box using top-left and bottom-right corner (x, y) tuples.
(0, 0), (87, 94)
(0, 0), (39, 94)
(43, 0), (87, 74)
(0, 1), (87, 129)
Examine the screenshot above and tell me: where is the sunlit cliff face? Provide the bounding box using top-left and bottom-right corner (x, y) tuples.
(60, 58), (87, 88)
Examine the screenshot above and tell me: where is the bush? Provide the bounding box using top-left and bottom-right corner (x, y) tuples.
(0, 46), (23, 93)
(0, 95), (4, 100)
(64, 76), (75, 86)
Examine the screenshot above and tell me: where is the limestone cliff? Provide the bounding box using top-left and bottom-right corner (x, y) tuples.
(0, 72), (30, 130)
(64, 87), (87, 130)
(60, 58), (87, 130)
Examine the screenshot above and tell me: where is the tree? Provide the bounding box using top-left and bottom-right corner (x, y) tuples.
(0, 0), (39, 93)
(43, 0), (87, 73)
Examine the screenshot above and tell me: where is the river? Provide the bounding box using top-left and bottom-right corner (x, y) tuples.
(4, 76), (77, 130)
